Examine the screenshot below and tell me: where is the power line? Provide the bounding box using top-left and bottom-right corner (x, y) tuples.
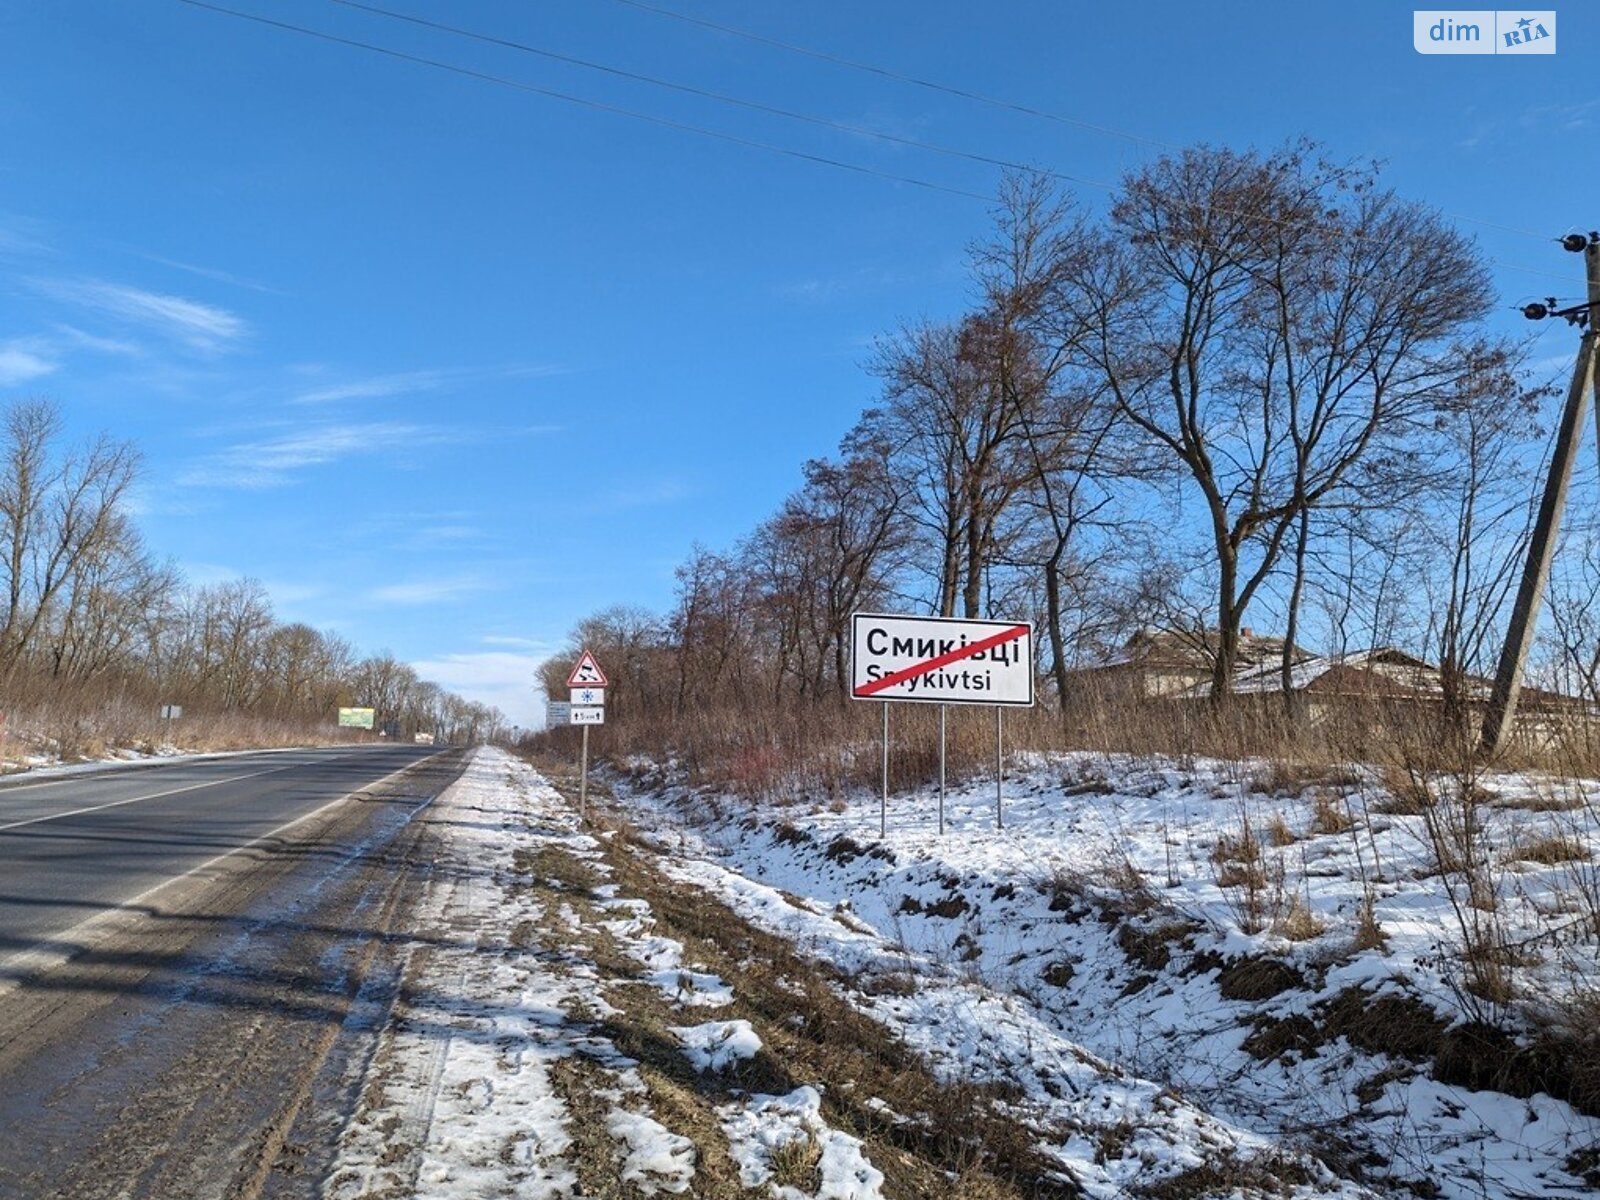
(600, 0), (1178, 151)
(324, 0), (1114, 193)
(321, 1), (1571, 284)
(173, 0), (1575, 286)
(172, 0), (991, 202)
(601, 0), (1557, 248)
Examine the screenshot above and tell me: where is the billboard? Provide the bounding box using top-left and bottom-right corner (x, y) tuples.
(338, 706), (376, 729)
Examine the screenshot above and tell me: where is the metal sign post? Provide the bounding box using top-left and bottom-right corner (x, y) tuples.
(937, 703), (947, 836)
(850, 612), (1034, 837)
(880, 701), (888, 838)
(579, 724), (590, 820)
(995, 706), (1004, 830)
(564, 648), (609, 821)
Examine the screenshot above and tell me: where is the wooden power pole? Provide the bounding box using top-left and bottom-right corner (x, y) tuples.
(1481, 235), (1600, 757)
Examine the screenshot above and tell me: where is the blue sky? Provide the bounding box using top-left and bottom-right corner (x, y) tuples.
(0, 2), (1594, 727)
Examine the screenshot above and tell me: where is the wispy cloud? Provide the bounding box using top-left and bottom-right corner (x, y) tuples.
(482, 634), (549, 649)
(52, 324), (144, 357)
(368, 577), (488, 606)
(135, 252), (284, 295)
(177, 421), (462, 488)
(0, 214), (51, 256)
(773, 266), (909, 303)
(1523, 97), (1600, 132)
(31, 277), (248, 352)
(0, 338), (57, 386)
(407, 523), (493, 548)
(293, 369), (452, 405)
(598, 478), (692, 511)
(291, 363), (570, 405)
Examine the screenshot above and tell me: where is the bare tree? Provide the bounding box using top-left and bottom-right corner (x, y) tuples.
(1060, 144), (1502, 699)
(0, 400), (140, 682)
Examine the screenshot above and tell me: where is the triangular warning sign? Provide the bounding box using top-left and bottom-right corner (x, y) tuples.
(566, 649), (609, 688)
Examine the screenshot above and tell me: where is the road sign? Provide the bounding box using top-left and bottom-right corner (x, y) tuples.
(570, 705), (605, 725)
(566, 649), (609, 688)
(850, 612), (1033, 706)
(159, 705), (182, 720)
(546, 701), (573, 725)
(338, 706), (376, 729)
(571, 686), (605, 705)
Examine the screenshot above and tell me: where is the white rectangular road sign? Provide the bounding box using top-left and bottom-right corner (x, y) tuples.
(851, 612), (1033, 706)
(571, 687), (606, 706)
(570, 705), (605, 725)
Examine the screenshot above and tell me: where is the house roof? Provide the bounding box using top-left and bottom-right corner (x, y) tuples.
(1076, 627), (1316, 673)
(1177, 646), (1590, 710)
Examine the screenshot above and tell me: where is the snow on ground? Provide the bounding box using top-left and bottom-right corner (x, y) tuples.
(325, 747), (894, 1199)
(629, 810), (1364, 1199)
(608, 750), (1600, 1199)
(673, 1018), (763, 1072)
(0, 742), (314, 781)
(720, 1086), (885, 1200)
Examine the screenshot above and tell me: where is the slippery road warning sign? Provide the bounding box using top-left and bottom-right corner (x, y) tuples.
(851, 612), (1033, 706)
(566, 650), (609, 688)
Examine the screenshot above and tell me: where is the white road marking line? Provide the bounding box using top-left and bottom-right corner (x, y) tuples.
(0, 752), (446, 992)
(0, 746), (367, 795)
(0, 749), (416, 832)
(0, 762), (312, 832)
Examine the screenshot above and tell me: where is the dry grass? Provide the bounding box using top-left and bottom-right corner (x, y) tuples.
(1505, 834), (1591, 866)
(1265, 812), (1297, 847)
(767, 1132), (823, 1190)
(0, 702), (369, 768)
(543, 666), (1600, 815)
(1352, 895), (1387, 952)
(1271, 895), (1325, 942)
(1310, 790), (1355, 835)
(515, 783), (1084, 1198)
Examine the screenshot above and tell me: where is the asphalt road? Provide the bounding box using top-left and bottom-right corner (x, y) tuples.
(0, 744), (440, 972)
(0, 742), (470, 1200)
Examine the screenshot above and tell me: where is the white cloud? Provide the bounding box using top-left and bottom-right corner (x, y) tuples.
(406, 523), (492, 548)
(52, 324), (144, 357)
(136, 252), (283, 295)
(0, 340), (56, 385)
(291, 363), (570, 405)
(294, 370), (451, 405)
(599, 478), (691, 510)
(367, 577), (487, 606)
(410, 649), (551, 729)
(177, 421), (461, 489)
(0, 214), (50, 256)
(32, 277), (247, 352)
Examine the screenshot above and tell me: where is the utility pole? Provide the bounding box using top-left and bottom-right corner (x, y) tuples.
(1481, 233), (1600, 757)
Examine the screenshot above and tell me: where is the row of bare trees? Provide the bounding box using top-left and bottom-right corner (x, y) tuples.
(545, 142), (1573, 762)
(0, 400), (505, 745)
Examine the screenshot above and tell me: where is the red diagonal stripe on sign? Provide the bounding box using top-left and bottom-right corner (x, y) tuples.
(855, 624), (1029, 698)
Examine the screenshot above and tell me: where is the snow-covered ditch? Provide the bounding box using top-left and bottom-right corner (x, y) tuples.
(608, 750), (1600, 1199)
